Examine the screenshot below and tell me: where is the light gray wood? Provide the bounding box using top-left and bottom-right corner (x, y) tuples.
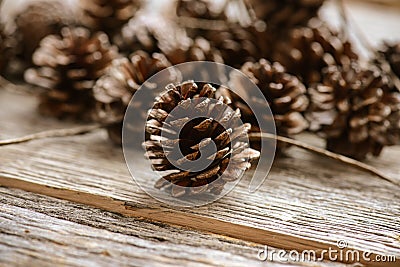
(1, 2), (400, 265)
(0, 187), (353, 267)
(0, 187), (259, 267)
(1, 89), (399, 266)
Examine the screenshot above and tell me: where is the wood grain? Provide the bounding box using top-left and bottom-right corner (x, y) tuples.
(0, 187), (273, 267)
(1, 187), (356, 267)
(1, 90), (399, 266)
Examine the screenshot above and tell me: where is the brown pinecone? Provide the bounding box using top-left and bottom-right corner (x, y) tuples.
(94, 51), (177, 144)
(114, 14), (190, 56)
(221, 59), (309, 137)
(14, 0), (76, 64)
(245, 0), (325, 29)
(205, 21), (271, 68)
(162, 37), (223, 65)
(144, 81), (260, 197)
(273, 18), (358, 86)
(307, 62), (400, 160)
(380, 42), (400, 79)
(25, 27), (119, 121)
(79, 0), (140, 37)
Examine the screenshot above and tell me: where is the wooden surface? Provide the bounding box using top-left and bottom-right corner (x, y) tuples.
(1, 1), (400, 266)
(1, 87), (400, 267)
(0, 187), (276, 267)
(0, 186), (359, 267)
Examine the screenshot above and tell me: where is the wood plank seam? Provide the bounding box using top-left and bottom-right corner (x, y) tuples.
(0, 176), (397, 267)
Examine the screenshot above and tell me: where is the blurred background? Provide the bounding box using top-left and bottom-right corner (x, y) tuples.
(1, 0), (400, 56)
(1, 0), (400, 160)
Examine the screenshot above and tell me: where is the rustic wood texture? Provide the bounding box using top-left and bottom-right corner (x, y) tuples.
(1, 1), (400, 266)
(2, 187), (292, 267)
(0, 87), (399, 267)
(0, 187), (355, 267)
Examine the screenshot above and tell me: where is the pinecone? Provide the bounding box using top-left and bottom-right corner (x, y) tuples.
(94, 51), (177, 144)
(245, 0), (325, 29)
(273, 18), (358, 86)
(114, 14), (190, 56)
(205, 21), (271, 68)
(380, 42), (400, 80)
(144, 81), (260, 197)
(162, 37), (223, 65)
(25, 27), (119, 121)
(79, 0), (140, 37)
(221, 59), (309, 137)
(14, 0), (76, 64)
(307, 62), (400, 160)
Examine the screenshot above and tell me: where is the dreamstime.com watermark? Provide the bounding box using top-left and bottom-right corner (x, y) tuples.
(257, 240), (398, 263)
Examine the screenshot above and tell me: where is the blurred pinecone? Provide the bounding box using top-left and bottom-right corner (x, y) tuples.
(114, 14), (190, 55)
(144, 81), (259, 197)
(0, 24), (14, 75)
(94, 51), (177, 144)
(307, 62), (400, 160)
(221, 59), (309, 137)
(25, 27), (119, 121)
(14, 0), (76, 64)
(205, 21), (271, 68)
(273, 18), (358, 86)
(245, 0), (325, 29)
(380, 42), (400, 79)
(162, 37), (223, 65)
(79, 0), (140, 37)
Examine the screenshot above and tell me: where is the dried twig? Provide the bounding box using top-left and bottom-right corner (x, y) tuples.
(249, 132), (399, 186)
(0, 124), (103, 146)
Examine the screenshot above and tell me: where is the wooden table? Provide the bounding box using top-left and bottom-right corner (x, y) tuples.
(1, 1), (400, 266)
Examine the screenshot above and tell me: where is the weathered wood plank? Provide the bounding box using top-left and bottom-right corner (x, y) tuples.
(0, 187), (354, 267)
(0, 187), (262, 267)
(1, 89), (399, 266)
(1, 2), (400, 265)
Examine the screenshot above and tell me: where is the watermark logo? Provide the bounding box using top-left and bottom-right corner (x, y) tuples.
(337, 240), (348, 249)
(122, 62), (276, 207)
(257, 240), (397, 264)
